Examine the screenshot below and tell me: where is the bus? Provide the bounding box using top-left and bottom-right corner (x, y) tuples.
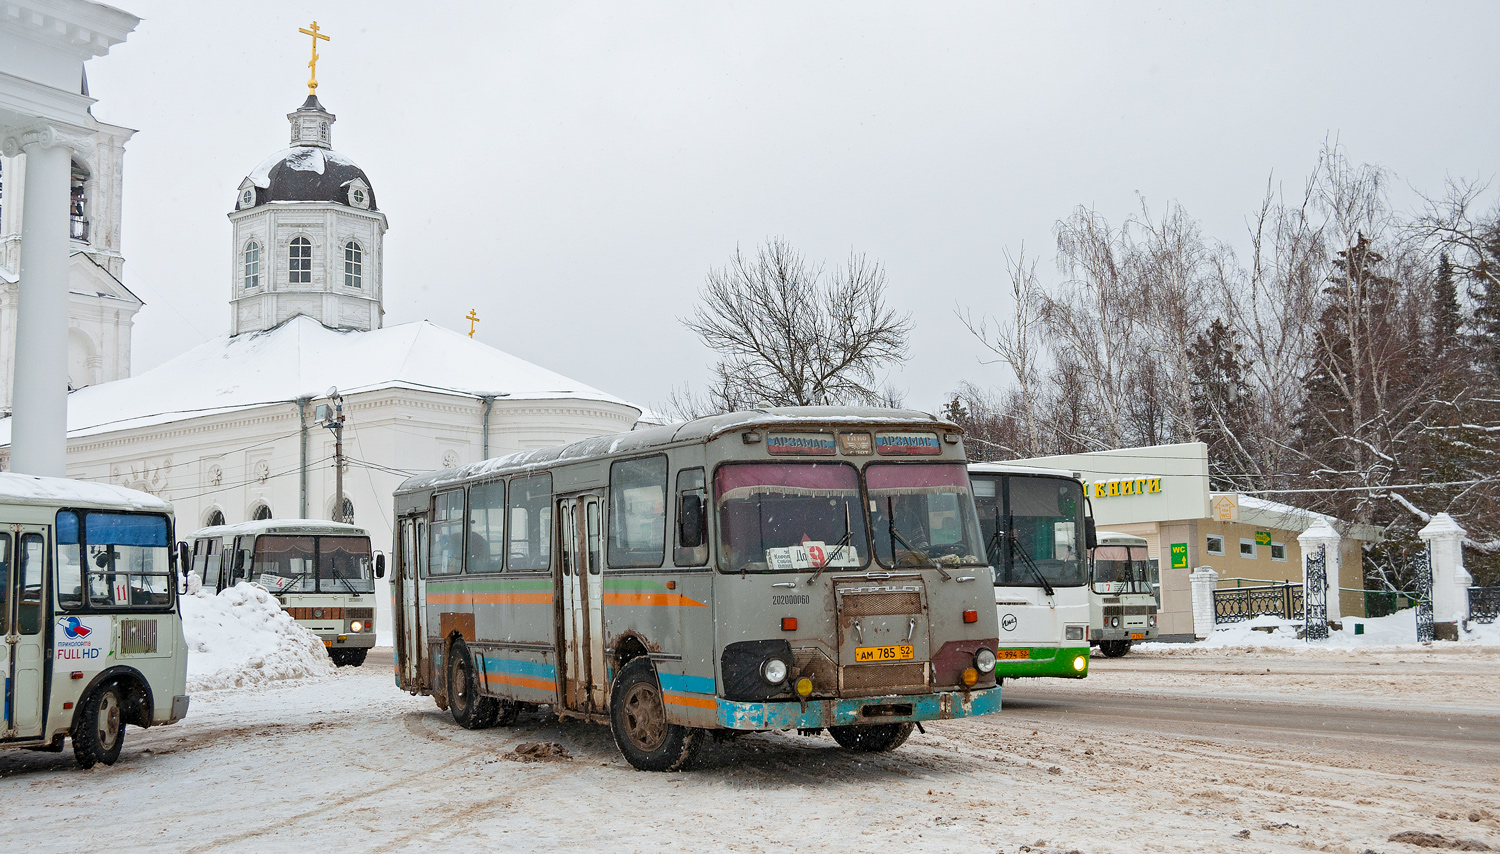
(0, 472), (189, 769)
(187, 520), (384, 667)
(1089, 531), (1159, 657)
(968, 464), (1093, 680)
(391, 407), (1004, 771)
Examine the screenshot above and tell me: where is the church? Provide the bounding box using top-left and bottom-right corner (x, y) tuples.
(0, 83), (644, 567)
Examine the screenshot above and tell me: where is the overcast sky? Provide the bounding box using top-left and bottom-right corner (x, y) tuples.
(85, 1), (1499, 414)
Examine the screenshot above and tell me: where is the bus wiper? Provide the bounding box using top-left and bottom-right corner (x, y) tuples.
(1007, 531), (1054, 597)
(806, 502), (852, 587)
(886, 497), (950, 581)
(266, 572), (307, 594)
(330, 568), (361, 597)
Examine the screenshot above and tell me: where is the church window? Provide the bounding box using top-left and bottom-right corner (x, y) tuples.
(70, 160), (90, 243)
(344, 241), (363, 289)
(350, 187), (366, 207)
(244, 241), (261, 289)
(319, 122), (328, 142)
(205, 509), (225, 528)
(335, 497), (354, 524)
(252, 504), (273, 521)
(241, 188), (254, 208)
(289, 237), (312, 285)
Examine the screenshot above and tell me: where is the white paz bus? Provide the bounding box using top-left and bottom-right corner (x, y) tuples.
(0, 473), (189, 769)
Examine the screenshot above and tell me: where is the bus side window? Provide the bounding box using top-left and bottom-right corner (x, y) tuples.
(508, 474), (552, 571)
(18, 533), (45, 635)
(428, 490), (465, 575)
(0, 533), (10, 634)
(608, 455), (667, 569)
(205, 538), (223, 590)
(56, 510), (82, 607)
(674, 467), (708, 567)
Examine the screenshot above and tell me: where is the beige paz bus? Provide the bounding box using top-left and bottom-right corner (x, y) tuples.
(0, 472), (189, 769)
(188, 520), (384, 666)
(392, 407), (1004, 771)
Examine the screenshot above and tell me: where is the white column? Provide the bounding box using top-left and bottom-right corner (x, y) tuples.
(1298, 519), (1343, 625)
(1190, 566), (1219, 640)
(3, 126), (92, 477)
(1419, 513), (1471, 631)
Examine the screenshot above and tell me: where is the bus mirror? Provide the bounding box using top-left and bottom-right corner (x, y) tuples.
(1084, 517), (1098, 551)
(679, 493), (705, 548)
(375, 553), (387, 580)
(177, 541), (191, 570)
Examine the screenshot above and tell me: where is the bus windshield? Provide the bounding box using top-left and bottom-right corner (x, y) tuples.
(1092, 545), (1155, 595)
(867, 463), (985, 568)
(715, 462), (869, 572)
(974, 475), (1087, 588)
(56, 511), (173, 609)
(255, 535), (374, 594)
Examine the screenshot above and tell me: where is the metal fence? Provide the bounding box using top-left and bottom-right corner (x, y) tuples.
(1472, 587), (1500, 625)
(1213, 582), (1304, 623)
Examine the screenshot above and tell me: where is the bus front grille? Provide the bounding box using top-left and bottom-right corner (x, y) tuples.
(840, 662), (928, 696)
(839, 591), (923, 617)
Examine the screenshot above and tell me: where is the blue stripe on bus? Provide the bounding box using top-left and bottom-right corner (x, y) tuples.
(481, 657), (557, 678)
(715, 686), (1002, 729)
(658, 672), (715, 695)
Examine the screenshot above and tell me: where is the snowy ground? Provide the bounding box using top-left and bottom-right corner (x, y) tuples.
(2, 640), (1497, 853)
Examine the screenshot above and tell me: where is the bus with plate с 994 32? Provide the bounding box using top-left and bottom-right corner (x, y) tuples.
(968, 464), (1095, 680)
(391, 407), (1005, 771)
(0, 472), (189, 769)
(186, 520), (385, 667)
(1089, 531), (1159, 657)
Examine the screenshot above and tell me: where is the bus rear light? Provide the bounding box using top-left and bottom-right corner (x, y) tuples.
(71, 671), (83, 680)
(962, 609), (978, 623)
(781, 617), (797, 632)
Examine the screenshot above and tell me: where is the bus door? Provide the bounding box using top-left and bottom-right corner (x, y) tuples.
(556, 494), (606, 713)
(394, 516), (426, 690)
(3, 526), (48, 739)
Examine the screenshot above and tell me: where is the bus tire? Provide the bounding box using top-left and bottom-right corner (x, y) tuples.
(1100, 640), (1132, 658)
(447, 639), (499, 729)
(828, 722), (914, 752)
(342, 648), (368, 667)
(72, 683), (125, 769)
(609, 657), (702, 772)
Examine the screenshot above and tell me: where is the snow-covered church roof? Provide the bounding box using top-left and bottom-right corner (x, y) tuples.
(0, 316), (637, 442)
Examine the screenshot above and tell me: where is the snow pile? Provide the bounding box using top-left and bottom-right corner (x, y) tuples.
(1145, 610), (1500, 652)
(181, 582), (335, 691)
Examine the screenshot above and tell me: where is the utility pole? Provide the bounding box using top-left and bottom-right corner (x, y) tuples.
(317, 388), (347, 523)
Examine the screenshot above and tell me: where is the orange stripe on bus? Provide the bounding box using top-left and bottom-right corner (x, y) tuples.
(484, 673), (556, 692)
(662, 692), (718, 710)
(602, 592), (707, 608)
(427, 593), (553, 605)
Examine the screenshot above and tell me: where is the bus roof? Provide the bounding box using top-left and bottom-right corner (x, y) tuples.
(967, 462), (1080, 480)
(189, 519), (371, 540)
(1094, 531), (1148, 548)
(0, 472), (170, 513)
(396, 406), (956, 496)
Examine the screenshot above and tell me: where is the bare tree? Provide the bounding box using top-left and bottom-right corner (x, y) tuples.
(957, 245), (1047, 454)
(681, 238), (912, 412)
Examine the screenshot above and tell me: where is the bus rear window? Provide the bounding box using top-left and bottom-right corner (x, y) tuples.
(715, 462), (868, 572)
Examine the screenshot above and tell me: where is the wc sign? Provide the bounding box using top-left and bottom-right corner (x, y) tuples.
(55, 616), (111, 664)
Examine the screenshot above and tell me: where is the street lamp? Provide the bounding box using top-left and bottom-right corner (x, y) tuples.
(316, 387), (347, 523)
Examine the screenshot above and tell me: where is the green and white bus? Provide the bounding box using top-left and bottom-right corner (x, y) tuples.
(0, 473), (190, 769)
(1089, 531), (1159, 657)
(392, 407), (1005, 771)
(968, 464), (1094, 680)
(187, 520), (384, 666)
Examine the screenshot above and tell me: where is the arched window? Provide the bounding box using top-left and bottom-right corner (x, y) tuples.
(205, 508), (225, 527)
(252, 503), (273, 521)
(343, 240), (362, 289)
(334, 497), (354, 524)
(289, 237), (312, 285)
(243, 240), (261, 289)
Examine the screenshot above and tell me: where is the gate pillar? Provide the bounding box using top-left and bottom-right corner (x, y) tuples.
(1190, 566), (1219, 640)
(1298, 520), (1342, 626)
(1419, 513), (1471, 641)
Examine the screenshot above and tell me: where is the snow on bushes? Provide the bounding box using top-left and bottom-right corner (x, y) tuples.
(1138, 609), (1500, 654)
(181, 581), (335, 691)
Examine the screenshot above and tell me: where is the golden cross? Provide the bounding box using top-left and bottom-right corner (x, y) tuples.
(466, 309), (480, 338)
(298, 21), (331, 95)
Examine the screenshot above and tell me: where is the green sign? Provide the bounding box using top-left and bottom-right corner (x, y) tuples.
(1170, 543), (1188, 569)
(1255, 531), (1272, 546)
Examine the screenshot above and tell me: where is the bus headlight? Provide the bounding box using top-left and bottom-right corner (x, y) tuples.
(1110, 617), (1120, 628)
(974, 648), (997, 674)
(350, 620), (364, 633)
(1149, 615), (1157, 627)
(761, 658), (788, 685)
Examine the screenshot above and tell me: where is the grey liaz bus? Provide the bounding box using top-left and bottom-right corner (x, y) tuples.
(391, 407), (1003, 771)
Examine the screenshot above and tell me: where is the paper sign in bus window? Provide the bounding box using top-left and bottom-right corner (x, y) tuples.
(765, 541), (861, 569)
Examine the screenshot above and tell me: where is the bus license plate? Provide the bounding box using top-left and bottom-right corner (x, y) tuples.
(855, 644), (914, 663)
(1130, 633), (1145, 640)
(323, 640), (333, 647)
(995, 649), (1030, 660)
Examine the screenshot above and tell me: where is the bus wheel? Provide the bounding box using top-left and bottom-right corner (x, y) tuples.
(344, 649), (368, 667)
(1100, 640), (1132, 658)
(72, 683), (125, 769)
(609, 658), (702, 772)
(447, 640), (499, 729)
(828, 722), (914, 753)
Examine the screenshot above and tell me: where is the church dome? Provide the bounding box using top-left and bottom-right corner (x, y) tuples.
(238, 146), (377, 210)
